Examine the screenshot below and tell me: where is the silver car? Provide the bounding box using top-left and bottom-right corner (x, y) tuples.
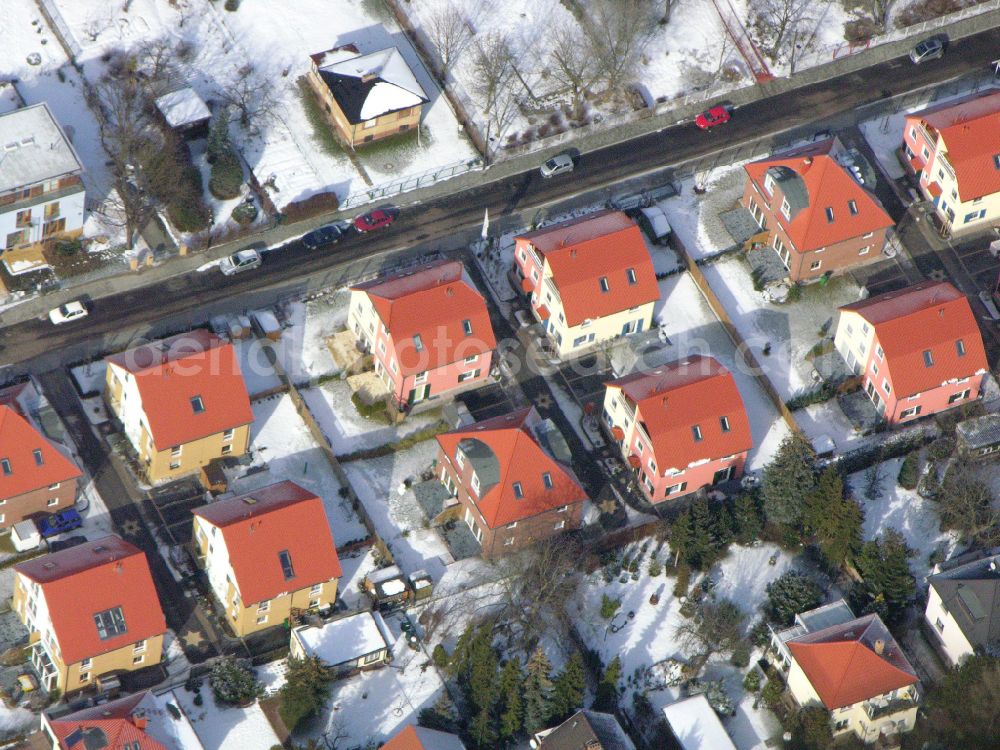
(540, 153), (574, 178)
(909, 38), (944, 64)
(219, 248), (262, 275)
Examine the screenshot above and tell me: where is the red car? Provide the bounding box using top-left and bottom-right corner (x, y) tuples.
(695, 105), (731, 130)
(353, 208), (397, 233)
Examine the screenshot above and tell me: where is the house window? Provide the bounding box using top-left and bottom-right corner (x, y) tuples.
(169, 462), (181, 470)
(133, 654), (145, 665)
(909, 126), (916, 139)
(80, 658), (92, 669)
(221, 445), (232, 455)
(94, 607), (128, 640)
(720, 416), (730, 432)
(599, 277), (610, 293)
(665, 482), (688, 496)
(764, 172), (775, 195)
(636, 442), (644, 455)
(557, 505), (568, 513)
(415, 371), (428, 384)
(134, 640), (146, 652)
(471, 473), (481, 494)
(626, 268), (637, 285)
(5, 230), (27, 249)
(876, 345), (884, 360)
(15, 209), (31, 227)
(507, 521), (517, 529)
(390, 360), (398, 374)
(900, 405), (922, 419)
(519, 249), (526, 262)
(553, 520), (565, 530)
(47, 498), (58, 507)
(190, 396), (205, 414)
(964, 210), (987, 223)
(956, 339), (966, 357)
(858, 246), (870, 255)
(504, 538), (515, 546)
(171, 445), (182, 457)
(458, 318), (473, 336)
(542, 472), (553, 489)
(647, 458), (656, 473)
(948, 389), (970, 404)
(692, 425), (703, 442)
(810, 260), (822, 271)
(48, 483), (59, 491)
(80, 672), (91, 683)
(223, 428), (234, 441)
(994, 154), (1000, 169)
(279, 550), (295, 580)
(256, 615), (268, 625)
(413, 334), (424, 351)
(363, 651), (383, 665)
(780, 197), (790, 219)
(871, 363), (879, 376)
(310, 583), (323, 596)
(464, 355), (478, 364)
(309, 599), (320, 608)
(573, 336), (587, 348)
(825, 207), (834, 223)
(455, 448), (465, 468)
(882, 379), (891, 395)
(378, 341), (386, 355)
(848, 199), (858, 215)
(458, 370), (480, 382)
(362, 119), (376, 129)
(513, 481), (524, 499)
(923, 350), (934, 367)
(258, 600), (270, 612)
(32, 449), (43, 466)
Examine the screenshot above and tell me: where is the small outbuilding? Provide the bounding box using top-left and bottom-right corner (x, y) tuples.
(155, 87), (211, 137)
(290, 611), (392, 679)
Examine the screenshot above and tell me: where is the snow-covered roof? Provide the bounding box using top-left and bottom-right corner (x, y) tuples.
(293, 611), (389, 667)
(155, 87), (211, 129)
(662, 695), (737, 750)
(318, 47), (428, 122)
(0, 103), (83, 193)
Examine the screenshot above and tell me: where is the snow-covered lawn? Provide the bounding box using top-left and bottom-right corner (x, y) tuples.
(274, 294), (350, 383)
(849, 456), (958, 582)
(231, 338), (283, 397)
(70, 360), (108, 396)
(338, 545), (382, 609)
(173, 688), (281, 750)
(342, 441), (453, 581)
(658, 165), (752, 261)
(302, 379), (444, 455)
(228, 393), (369, 546)
(652, 272), (791, 471)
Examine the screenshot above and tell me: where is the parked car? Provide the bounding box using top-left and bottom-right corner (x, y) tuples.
(540, 152), (575, 178)
(48, 301), (88, 325)
(910, 38), (944, 64)
(695, 105), (731, 130)
(353, 208), (398, 233)
(35, 508), (83, 539)
(219, 248), (262, 275)
(302, 222), (347, 250)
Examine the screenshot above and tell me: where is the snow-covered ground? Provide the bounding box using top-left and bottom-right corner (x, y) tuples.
(302, 379), (444, 455)
(70, 360), (108, 396)
(849, 456), (958, 582)
(227, 393), (369, 546)
(342, 441), (454, 581)
(273, 294), (350, 384)
(231, 337), (283, 397)
(0, 703), (36, 739)
(651, 272), (791, 471)
(173, 687), (280, 750)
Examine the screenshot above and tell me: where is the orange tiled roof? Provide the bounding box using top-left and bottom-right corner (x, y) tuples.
(606, 356), (752, 472)
(0, 405), (80, 501)
(909, 89), (1000, 201)
(192, 481), (342, 606)
(744, 138), (893, 254)
(106, 330), (252, 451)
(840, 281), (987, 397)
(351, 260), (496, 376)
(436, 407), (587, 528)
(49, 692), (170, 750)
(787, 614), (918, 709)
(15, 536), (166, 665)
(515, 211), (659, 327)
(381, 725), (467, 750)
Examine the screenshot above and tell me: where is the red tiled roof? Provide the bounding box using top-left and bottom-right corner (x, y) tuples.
(787, 614), (918, 709)
(515, 211), (659, 327)
(840, 281), (987, 397)
(0, 405), (80, 501)
(106, 330), (252, 451)
(606, 356), (752, 472)
(15, 536), (166, 665)
(436, 407), (588, 528)
(192, 481), (342, 606)
(381, 725), (467, 750)
(49, 692), (170, 750)
(351, 260), (496, 377)
(911, 89), (1000, 201)
(744, 138), (893, 254)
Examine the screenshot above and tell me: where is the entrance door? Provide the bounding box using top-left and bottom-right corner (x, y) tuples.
(712, 466), (733, 484)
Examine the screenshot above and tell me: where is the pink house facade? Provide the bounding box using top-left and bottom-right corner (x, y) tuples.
(602, 357), (753, 503)
(834, 281), (989, 426)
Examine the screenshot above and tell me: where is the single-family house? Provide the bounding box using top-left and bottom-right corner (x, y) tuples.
(956, 414), (1000, 460)
(834, 280), (988, 425)
(192, 481), (342, 638)
(767, 600), (919, 745)
(348, 259), (496, 411)
(382, 725), (467, 750)
(902, 89), (1000, 234)
(289, 611), (391, 678)
(13, 535), (167, 694)
(43, 689), (205, 750)
(104, 329), (253, 483)
(0, 103), (86, 278)
(0, 383), (81, 531)
(602, 356), (753, 503)
(925, 551), (1000, 667)
(534, 709), (636, 750)
(662, 695), (737, 750)
(435, 406), (587, 558)
(512, 210), (660, 358)
(742, 137), (893, 282)
(308, 44), (428, 148)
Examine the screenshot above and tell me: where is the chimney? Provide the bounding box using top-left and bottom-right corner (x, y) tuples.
(803, 156), (813, 165)
(361, 72), (378, 84)
(115, 562), (124, 574)
(661, 396), (669, 409)
(874, 639), (885, 655)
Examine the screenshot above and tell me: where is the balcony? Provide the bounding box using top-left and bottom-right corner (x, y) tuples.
(864, 688), (918, 720)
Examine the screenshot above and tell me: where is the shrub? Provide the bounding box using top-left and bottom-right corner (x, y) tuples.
(279, 656), (329, 732)
(432, 644), (449, 668)
(927, 436), (955, 462)
(281, 191), (340, 222)
(743, 669), (761, 694)
(600, 595), (621, 619)
(350, 392), (388, 422)
(224, 0), (240, 9)
(897, 451), (920, 490)
(762, 676), (784, 708)
(56, 238), (82, 256)
(231, 201), (258, 226)
(648, 558), (662, 577)
(730, 641), (751, 668)
(766, 572), (824, 626)
(209, 153), (243, 200)
(209, 657), (262, 706)
(673, 564), (690, 598)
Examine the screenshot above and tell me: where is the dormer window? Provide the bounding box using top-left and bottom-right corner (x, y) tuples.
(692, 425), (703, 442)
(848, 199), (858, 215)
(190, 395), (205, 414)
(32, 449), (43, 466)
(923, 350), (934, 367)
(956, 339), (966, 357)
(599, 277), (610, 293)
(512, 481), (524, 499)
(626, 268), (637, 285)
(413, 334), (424, 351)
(825, 207), (835, 223)
(542, 472), (553, 489)
(462, 319), (473, 336)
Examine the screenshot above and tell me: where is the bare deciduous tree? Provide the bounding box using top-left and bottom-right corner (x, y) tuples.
(585, 0), (658, 91)
(547, 26), (599, 118)
(674, 598), (746, 670)
(425, 1), (473, 72)
(84, 11), (113, 42)
(470, 32), (519, 145)
(752, 0), (816, 58)
(219, 65), (280, 133)
(662, 0), (679, 24)
(867, 0), (899, 29)
(137, 37), (183, 98)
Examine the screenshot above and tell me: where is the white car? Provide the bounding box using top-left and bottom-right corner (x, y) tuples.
(48, 301), (88, 325)
(219, 249), (262, 276)
(540, 153), (574, 178)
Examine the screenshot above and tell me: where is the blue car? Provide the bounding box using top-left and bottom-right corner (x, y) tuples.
(302, 222), (346, 250)
(36, 508), (83, 539)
